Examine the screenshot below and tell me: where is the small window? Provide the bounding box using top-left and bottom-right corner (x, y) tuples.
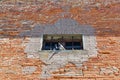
(42, 34), (83, 50)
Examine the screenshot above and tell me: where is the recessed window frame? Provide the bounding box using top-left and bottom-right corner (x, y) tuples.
(42, 34), (83, 50)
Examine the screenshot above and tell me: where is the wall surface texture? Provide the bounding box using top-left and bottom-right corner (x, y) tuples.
(0, 0), (120, 80)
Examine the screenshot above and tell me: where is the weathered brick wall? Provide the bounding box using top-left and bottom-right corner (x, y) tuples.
(0, 0), (120, 80)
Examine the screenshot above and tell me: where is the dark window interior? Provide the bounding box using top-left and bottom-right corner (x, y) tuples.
(42, 34), (83, 50)
(44, 42), (51, 50)
(65, 42), (72, 50)
(43, 42), (59, 50)
(73, 42), (83, 50)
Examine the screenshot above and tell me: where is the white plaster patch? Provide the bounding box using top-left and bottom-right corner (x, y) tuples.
(21, 18), (98, 78)
(100, 66), (119, 75)
(22, 66), (37, 75)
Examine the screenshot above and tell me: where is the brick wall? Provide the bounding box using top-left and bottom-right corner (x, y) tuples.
(0, 0), (120, 80)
